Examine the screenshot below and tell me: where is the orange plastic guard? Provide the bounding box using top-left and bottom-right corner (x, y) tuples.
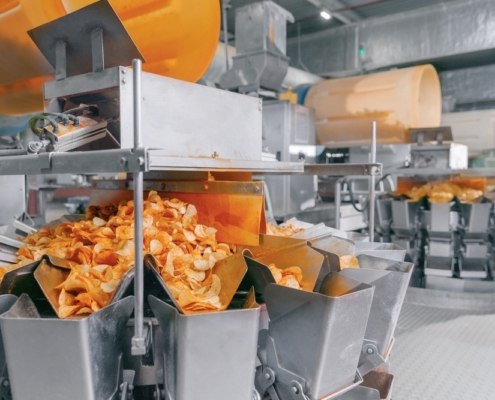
(89, 188), (265, 246)
(0, 0), (220, 115)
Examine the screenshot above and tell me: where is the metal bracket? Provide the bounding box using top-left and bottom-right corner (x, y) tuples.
(359, 340), (387, 377)
(256, 330), (310, 400)
(119, 148), (148, 173)
(0, 376), (12, 400)
(37, 152), (54, 170)
(119, 369), (135, 400)
(131, 318), (151, 355)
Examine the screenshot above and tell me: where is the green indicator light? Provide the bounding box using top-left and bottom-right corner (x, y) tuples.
(359, 48), (365, 55)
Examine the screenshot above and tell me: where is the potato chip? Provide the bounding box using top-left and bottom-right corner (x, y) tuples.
(266, 263), (303, 289)
(11, 193), (229, 317)
(266, 221), (305, 237)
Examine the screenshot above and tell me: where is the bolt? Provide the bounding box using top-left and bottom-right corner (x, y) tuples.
(122, 69), (126, 74)
(119, 157), (127, 166)
(143, 97), (146, 100)
(264, 372), (271, 380)
(2, 380), (9, 387)
(212, 151), (219, 158)
(367, 348), (374, 354)
(137, 157), (145, 166)
(292, 386), (299, 394)
(122, 78), (126, 84)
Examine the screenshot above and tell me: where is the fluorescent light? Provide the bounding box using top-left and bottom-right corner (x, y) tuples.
(320, 10), (331, 20)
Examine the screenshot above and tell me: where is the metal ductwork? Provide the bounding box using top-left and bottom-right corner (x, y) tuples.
(202, 42), (324, 88)
(440, 64), (495, 112)
(287, 0), (495, 76)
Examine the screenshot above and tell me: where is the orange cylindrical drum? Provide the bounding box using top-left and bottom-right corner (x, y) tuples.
(0, 0), (220, 115)
(304, 64), (442, 147)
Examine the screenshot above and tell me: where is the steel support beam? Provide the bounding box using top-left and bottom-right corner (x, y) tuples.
(287, 0), (495, 75)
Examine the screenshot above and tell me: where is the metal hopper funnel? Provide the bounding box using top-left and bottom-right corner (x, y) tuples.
(148, 293), (260, 400)
(340, 255), (413, 376)
(0, 294), (134, 400)
(241, 234), (326, 294)
(0, 294), (17, 398)
(257, 273), (375, 400)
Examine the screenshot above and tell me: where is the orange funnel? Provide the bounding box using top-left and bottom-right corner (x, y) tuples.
(0, 0), (220, 115)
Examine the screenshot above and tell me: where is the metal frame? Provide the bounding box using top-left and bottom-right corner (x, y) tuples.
(0, 61), (383, 357)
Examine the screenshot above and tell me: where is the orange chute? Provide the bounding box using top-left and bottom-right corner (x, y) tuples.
(0, 0), (220, 115)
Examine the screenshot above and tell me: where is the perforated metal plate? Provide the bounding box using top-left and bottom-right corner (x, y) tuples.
(392, 288), (495, 400)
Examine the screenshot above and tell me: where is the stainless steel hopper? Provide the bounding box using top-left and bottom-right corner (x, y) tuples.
(0, 294), (134, 400)
(148, 294), (260, 400)
(340, 255), (413, 376)
(256, 273), (375, 400)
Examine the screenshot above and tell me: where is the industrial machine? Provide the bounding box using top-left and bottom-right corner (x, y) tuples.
(0, 2), (419, 400)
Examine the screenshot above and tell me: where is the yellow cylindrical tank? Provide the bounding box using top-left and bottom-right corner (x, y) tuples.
(0, 0), (220, 115)
(304, 65), (441, 147)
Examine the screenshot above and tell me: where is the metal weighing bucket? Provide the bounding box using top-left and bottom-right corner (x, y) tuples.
(257, 274), (375, 400)
(309, 236), (406, 284)
(340, 255), (413, 376)
(459, 202), (492, 239)
(148, 294), (261, 400)
(391, 200), (419, 236)
(0, 294), (17, 398)
(0, 294), (134, 400)
(241, 235), (325, 293)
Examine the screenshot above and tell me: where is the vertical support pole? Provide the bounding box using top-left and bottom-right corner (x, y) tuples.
(131, 58), (145, 356)
(369, 121), (377, 242)
(222, 0), (230, 71)
(91, 27), (104, 73)
(55, 41), (67, 81)
(335, 179), (341, 230)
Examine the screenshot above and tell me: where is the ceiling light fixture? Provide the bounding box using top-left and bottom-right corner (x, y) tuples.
(320, 10), (331, 20)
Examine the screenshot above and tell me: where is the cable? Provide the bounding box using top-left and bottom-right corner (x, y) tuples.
(345, 178), (368, 213)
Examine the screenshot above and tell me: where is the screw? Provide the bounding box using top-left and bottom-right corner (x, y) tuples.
(143, 97), (146, 100)
(292, 386), (299, 394)
(212, 151), (219, 158)
(122, 69), (126, 74)
(137, 157), (145, 166)
(367, 348), (374, 354)
(119, 157), (127, 166)
(122, 78), (127, 84)
(264, 373), (271, 379)
(2, 380), (9, 387)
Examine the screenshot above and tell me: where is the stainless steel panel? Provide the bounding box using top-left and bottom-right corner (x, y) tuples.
(0, 295), (134, 400)
(234, 1), (293, 56)
(45, 67), (262, 161)
(460, 203), (492, 234)
(264, 274), (374, 399)
(29, 1), (143, 79)
(262, 101), (316, 218)
(149, 295), (260, 400)
(0, 175), (25, 225)
(354, 242), (406, 262)
(391, 201), (418, 231)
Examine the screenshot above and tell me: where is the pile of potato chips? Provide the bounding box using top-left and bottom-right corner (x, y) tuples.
(404, 181), (483, 203)
(266, 221), (306, 237)
(10, 191), (233, 317)
(267, 263), (303, 289)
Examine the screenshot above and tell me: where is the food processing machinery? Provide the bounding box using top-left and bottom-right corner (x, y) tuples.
(0, 2), (427, 400)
